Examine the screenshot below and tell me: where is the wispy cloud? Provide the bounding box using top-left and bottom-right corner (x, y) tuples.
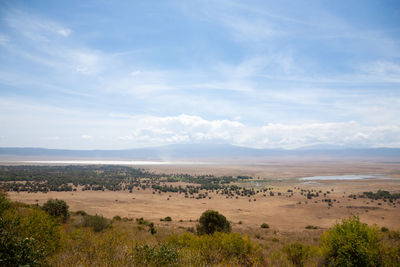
(357, 61), (400, 83)
(177, 0), (281, 42)
(5, 9), (72, 41)
(0, 2), (399, 149)
(0, 34), (9, 46)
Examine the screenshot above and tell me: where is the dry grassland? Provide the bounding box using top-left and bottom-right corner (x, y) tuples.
(8, 161), (400, 233)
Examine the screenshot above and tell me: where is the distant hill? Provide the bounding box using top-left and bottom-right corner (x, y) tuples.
(0, 144), (400, 161)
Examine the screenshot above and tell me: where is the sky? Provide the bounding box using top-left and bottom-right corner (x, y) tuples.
(0, 0), (400, 150)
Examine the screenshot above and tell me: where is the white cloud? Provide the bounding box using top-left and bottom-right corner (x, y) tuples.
(5, 10), (72, 41)
(178, 0), (282, 42)
(56, 28), (71, 37)
(112, 114), (400, 149)
(120, 114), (245, 145)
(218, 14), (277, 41)
(258, 122), (400, 149)
(0, 34), (9, 46)
(40, 136), (60, 140)
(130, 70), (142, 76)
(72, 50), (103, 75)
(1, 96), (400, 149)
(358, 61), (400, 83)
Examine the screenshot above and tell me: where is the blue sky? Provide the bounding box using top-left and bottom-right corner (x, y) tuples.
(0, 0), (400, 149)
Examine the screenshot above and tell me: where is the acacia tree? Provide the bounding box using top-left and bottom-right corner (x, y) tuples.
(196, 210), (231, 235)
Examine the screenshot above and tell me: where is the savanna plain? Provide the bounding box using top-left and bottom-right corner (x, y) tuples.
(2, 160), (400, 266)
(8, 160), (400, 230)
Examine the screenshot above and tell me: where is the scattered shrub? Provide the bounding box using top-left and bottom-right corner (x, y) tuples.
(381, 226), (389, 232)
(261, 223), (270, 229)
(82, 214), (109, 232)
(113, 215), (122, 221)
(131, 243), (178, 266)
(284, 243), (311, 267)
(305, 225), (319, 230)
(42, 199), (69, 222)
(161, 216), (172, 222)
(75, 210), (87, 216)
(0, 190), (10, 215)
(148, 222), (157, 235)
(196, 210), (231, 235)
(167, 232), (263, 265)
(136, 217), (150, 225)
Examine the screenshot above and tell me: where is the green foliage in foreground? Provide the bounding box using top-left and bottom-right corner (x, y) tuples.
(321, 216), (381, 266)
(167, 232), (263, 266)
(0, 192), (61, 266)
(50, 227), (263, 266)
(196, 210), (231, 235)
(132, 243), (178, 266)
(284, 243), (313, 267)
(1, 193), (400, 267)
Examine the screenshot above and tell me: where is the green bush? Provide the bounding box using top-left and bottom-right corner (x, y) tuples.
(132, 243), (178, 266)
(83, 214), (109, 232)
(148, 222), (157, 235)
(50, 227), (133, 266)
(196, 210), (231, 235)
(0, 190), (10, 216)
(0, 201), (61, 266)
(75, 210), (87, 216)
(284, 243), (311, 267)
(136, 217), (150, 225)
(381, 226), (389, 232)
(167, 232), (263, 265)
(320, 216), (381, 266)
(42, 199), (69, 222)
(0, 228), (45, 267)
(261, 223), (269, 229)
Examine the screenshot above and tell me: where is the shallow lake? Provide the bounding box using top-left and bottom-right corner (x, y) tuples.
(298, 174), (382, 181)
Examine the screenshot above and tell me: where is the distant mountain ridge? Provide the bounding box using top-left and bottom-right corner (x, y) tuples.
(1, 144), (400, 160)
